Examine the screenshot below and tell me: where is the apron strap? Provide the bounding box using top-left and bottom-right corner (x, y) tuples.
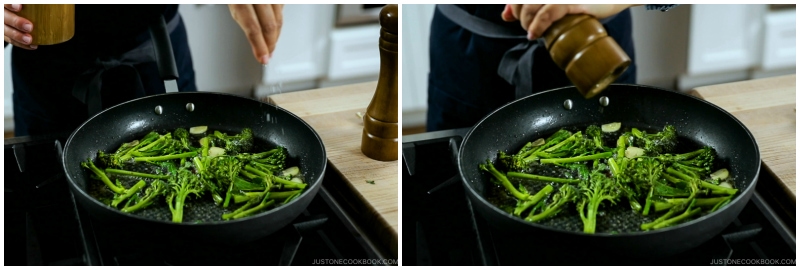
(436, 5), (545, 99)
(72, 13), (182, 117)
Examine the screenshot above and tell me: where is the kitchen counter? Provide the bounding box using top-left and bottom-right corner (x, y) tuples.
(689, 75), (796, 202)
(266, 81), (398, 258)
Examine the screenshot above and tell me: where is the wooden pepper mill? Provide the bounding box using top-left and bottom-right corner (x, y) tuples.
(16, 4), (75, 45)
(542, 14), (631, 99)
(361, 4), (398, 161)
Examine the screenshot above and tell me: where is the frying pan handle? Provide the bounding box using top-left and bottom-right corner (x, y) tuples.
(402, 128), (469, 176)
(148, 15), (179, 81)
(55, 140), (64, 168)
(448, 137), (462, 170)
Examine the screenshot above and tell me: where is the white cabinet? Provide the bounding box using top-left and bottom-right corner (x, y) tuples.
(679, 4), (795, 90)
(260, 4), (333, 89)
(686, 5), (765, 76)
(257, 4), (380, 95)
(180, 4), (262, 97)
(4, 46), (14, 132)
(761, 10), (795, 70)
(401, 4), (435, 127)
(184, 4), (380, 97)
(327, 24), (381, 81)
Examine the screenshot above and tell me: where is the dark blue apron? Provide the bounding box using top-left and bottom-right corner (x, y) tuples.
(426, 4), (637, 131)
(12, 9), (197, 136)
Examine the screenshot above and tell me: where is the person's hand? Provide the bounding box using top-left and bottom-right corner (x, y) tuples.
(229, 4), (283, 65)
(4, 4), (37, 50)
(501, 4), (638, 40)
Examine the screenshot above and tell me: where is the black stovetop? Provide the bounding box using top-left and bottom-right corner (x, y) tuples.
(402, 129), (796, 266)
(5, 134), (392, 266)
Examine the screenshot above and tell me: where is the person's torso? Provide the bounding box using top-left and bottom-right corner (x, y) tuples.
(31, 4), (178, 58)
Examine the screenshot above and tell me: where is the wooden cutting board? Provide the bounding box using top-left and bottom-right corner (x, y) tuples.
(689, 75), (796, 202)
(266, 81), (398, 257)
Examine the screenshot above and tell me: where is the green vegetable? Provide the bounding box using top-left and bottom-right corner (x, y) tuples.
(479, 124), (737, 234)
(166, 168), (206, 222)
(82, 127), (304, 223)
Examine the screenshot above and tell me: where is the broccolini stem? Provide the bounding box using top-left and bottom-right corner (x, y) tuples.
(662, 173), (682, 184)
(543, 133), (578, 153)
(167, 193), (176, 215)
(234, 190), (299, 204)
(212, 193), (224, 205)
(507, 172), (581, 184)
(272, 176), (307, 189)
(641, 208), (679, 230)
(199, 137), (210, 157)
(244, 164), (268, 177)
(709, 195), (733, 212)
(674, 148), (705, 160)
(223, 179), (235, 208)
(240, 170), (259, 179)
(232, 199), (275, 219)
(698, 181), (738, 195)
(652, 208), (702, 229)
(134, 151), (197, 162)
(192, 157), (205, 173)
(667, 167), (737, 195)
(271, 190), (302, 200)
(513, 185), (554, 216)
(130, 151), (158, 157)
(480, 162), (529, 200)
(665, 167), (697, 182)
(585, 202), (598, 233)
(121, 190), (159, 213)
(665, 197), (730, 209)
(111, 180), (146, 208)
(83, 160), (126, 194)
(653, 201), (673, 212)
(516, 142), (534, 156)
(173, 193), (186, 222)
(525, 195), (570, 223)
(629, 198), (642, 213)
(673, 162), (706, 174)
(616, 135), (627, 158)
(608, 158), (621, 176)
(540, 152), (612, 164)
(119, 140), (151, 162)
(283, 192), (302, 204)
(522, 153), (540, 163)
(251, 161), (279, 174)
(222, 199), (257, 220)
(105, 168), (170, 180)
(251, 148), (280, 159)
(519, 140), (546, 160)
(577, 200), (588, 227)
(137, 135), (165, 152)
(643, 187), (654, 215)
(233, 193), (259, 204)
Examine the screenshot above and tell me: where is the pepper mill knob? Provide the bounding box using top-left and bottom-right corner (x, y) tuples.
(361, 4), (398, 161)
(542, 15), (630, 99)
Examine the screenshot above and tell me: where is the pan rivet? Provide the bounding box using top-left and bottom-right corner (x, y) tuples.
(563, 99), (573, 110)
(154, 106), (163, 115)
(186, 103), (195, 112)
(599, 96), (610, 107)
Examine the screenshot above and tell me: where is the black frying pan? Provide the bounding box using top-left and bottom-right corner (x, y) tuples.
(60, 92), (327, 244)
(457, 84), (760, 258)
